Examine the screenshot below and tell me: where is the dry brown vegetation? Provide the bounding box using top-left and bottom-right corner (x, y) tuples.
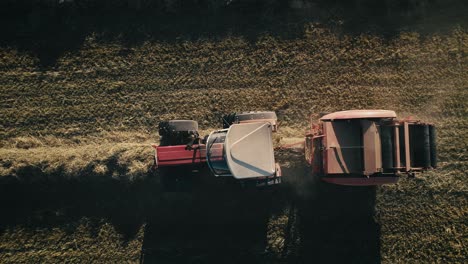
(0, 221), (144, 263)
(0, 20), (467, 262)
(0, 27), (465, 137)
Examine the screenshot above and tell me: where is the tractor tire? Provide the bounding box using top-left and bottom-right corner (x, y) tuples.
(222, 111), (277, 128)
(236, 111), (277, 122)
(158, 120), (199, 146)
(222, 113), (237, 129)
(158, 120), (198, 136)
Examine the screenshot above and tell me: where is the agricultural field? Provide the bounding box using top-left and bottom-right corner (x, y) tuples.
(0, 3), (467, 262)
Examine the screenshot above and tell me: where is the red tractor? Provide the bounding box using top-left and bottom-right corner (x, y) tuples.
(152, 112), (281, 191)
(305, 110), (437, 186)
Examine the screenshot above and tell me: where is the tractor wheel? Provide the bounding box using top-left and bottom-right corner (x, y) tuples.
(222, 111), (277, 128)
(236, 111), (277, 122)
(158, 120), (198, 146)
(158, 120), (198, 136)
(222, 113), (237, 129)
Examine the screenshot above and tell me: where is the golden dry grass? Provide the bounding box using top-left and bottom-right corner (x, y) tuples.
(0, 142), (153, 180)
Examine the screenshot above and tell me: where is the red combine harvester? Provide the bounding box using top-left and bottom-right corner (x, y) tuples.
(153, 112), (281, 191)
(305, 110), (437, 186)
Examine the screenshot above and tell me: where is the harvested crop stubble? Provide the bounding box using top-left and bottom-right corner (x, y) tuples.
(0, 220), (145, 263)
(0, 28), (466, 139)
(0, 24), (467, 263)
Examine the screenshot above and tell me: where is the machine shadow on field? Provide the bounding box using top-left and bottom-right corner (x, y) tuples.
(0, 151), (379, 263)
(0, 149), (380, 263)
(139, 164), (280, 263)
(140, 191), (276, 263)
(140, 149), (381, 263)
(295, 185), (380, 263)
(278, 150), (381, 264)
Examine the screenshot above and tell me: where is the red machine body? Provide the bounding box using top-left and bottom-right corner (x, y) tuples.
(153, 142), (226, 168)
(153, 144), (207, 167)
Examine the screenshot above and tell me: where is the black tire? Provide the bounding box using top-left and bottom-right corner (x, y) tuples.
(222, 111), (277, 128)
(158, 120), (198, 135)
(158, 120), (199, 146)
(236, 111), (277, 122)
(429, 125), (437, 168)
(222, 113), (237, 129)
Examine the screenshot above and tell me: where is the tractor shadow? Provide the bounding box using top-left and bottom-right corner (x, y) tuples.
(140, 149), (380, 263)
(0, 148), (380, 263)
(140, 176), (279, 263)
(140, 203), (273, 263)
